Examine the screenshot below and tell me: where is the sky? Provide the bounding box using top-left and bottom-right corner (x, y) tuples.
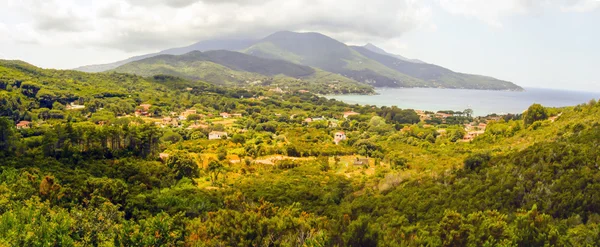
(0, 0), (598, 92)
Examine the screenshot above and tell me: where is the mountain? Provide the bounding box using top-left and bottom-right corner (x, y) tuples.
(112, 50), (374, 94)
(351, 45), (521, 91)
(78, 30), (522, 91)
(75, 39), (256, 72)
(243, 31), (521, 90)
(244, 31), (428, 88)
(363, 43), (425, 64)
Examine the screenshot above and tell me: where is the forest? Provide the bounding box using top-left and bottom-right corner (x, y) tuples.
(1, 59), (600, 246)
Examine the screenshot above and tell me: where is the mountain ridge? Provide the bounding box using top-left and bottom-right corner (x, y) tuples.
(77, 30), (522, 91)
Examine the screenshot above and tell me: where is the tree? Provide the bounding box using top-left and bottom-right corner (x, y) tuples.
(464, 152), (491, 171)
(231, 134), (245, 144)
(463, 108), (474, 118)
(166, 151), (200, 180)
(161, 130), (182, 144)
(207, 160), (225, 185)
(523, 103), (548, 127)
(186, 114), (201, 121)
(0, 117), (17, 156)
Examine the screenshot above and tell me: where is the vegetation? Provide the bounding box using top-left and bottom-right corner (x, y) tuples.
(1, 59), (598, 246)
(113, 50), (374, 95)
(96, 31), (521, 92)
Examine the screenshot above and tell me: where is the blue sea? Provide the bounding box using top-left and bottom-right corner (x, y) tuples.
(328, 88), (599, 116)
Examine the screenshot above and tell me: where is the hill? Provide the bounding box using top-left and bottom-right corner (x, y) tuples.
(244, 31), (521, 90)
(74, 39), (256, 72)
(75, 31), (522, 91)
(112, 50), (374, 94)
(351, 45), (522, 90)
(1, 59), (600, 245)
(363, 43), (425, 64)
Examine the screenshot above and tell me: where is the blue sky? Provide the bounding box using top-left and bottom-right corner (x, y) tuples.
(0, 0), (598, 92)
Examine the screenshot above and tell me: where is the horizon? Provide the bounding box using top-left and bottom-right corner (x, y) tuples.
(1, 0), (599, 92)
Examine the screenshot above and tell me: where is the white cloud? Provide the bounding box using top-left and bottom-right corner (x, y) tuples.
(560, 0), (600, 12)
(438, 0), (533, 27)
(438, 0), (600, 27)
(0, 0), (433, 53)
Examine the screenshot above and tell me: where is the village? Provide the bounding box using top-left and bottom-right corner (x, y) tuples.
(13, 99), (510, 144)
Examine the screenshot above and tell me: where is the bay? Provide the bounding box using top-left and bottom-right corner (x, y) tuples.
(328, 87), (599, 116)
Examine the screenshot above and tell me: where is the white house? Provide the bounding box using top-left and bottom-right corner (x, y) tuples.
(209, 131), (228, 140)
(334, 131), (346, 144)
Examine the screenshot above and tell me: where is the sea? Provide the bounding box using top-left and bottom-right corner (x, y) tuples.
(327, 87), (600, 116)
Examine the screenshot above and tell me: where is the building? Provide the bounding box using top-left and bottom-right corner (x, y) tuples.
(269, 87), (284, 93)
(220, 112), (231, 119)
(463, 130), (485, 142)
(298, 90), (310, 93)
(231, 113), (243, 118)
(343, 111), (360, 119)
(435, 112), (453, 119)
(334, 131), (346, 144)
(209, 131), (228, 140)
(304, 118), (313, 123)
(66, 102), (85, 110)
(16, 121), (31, 129)
(162, 117), (178, 127)
(139, 104), (152, 111)
(136, 104), (152, 116)
(353, 158), (369, 166)
(181, 109), (197, 119)
(159, 153), (170, 161)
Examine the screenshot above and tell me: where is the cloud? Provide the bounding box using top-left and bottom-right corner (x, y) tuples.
(0, 0), (433, 53)
(560, 0), (600, 12)
(438, 0), (600, 27)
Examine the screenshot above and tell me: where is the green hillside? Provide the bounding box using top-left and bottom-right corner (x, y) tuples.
(2, 60), (599, 246)
(113, 50), (374, 94)
(352, 45), (523, 91)
(244, 31), (522, 90)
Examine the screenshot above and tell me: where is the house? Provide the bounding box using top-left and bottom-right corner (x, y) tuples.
(139, 104), (152, 111)
(136, 104), (152, 116)
(462, 130), (485, 141)
(16, 121), (31, 129)
(162, 117), (178, 127)
(269, 87), (284, 93)
(435, 112), (453, 119)
(220, 112), (231, 119)
(298, 90), (310, 93)
(209, 131), (228, 140)
(312, 116), (325, 121)
(181, 109), (197, 118)
(304, 118), (313, 123)
(353, 158), (369, 166)
(66, 102), (85, 110)
(334, 131), (346, 144)
(343, 111), (360, 119)
(159, 153), (170, 161)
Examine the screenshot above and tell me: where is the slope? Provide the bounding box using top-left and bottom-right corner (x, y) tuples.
(244, 31), (428, 88)
(351, 45), (523, 91)
(74, 39), (255, 72)
(363, 43), (425, 64)
(112, 50), (374, 94)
